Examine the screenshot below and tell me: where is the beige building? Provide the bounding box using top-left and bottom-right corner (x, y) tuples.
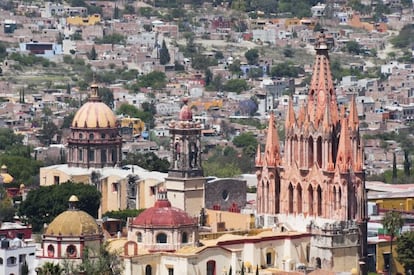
(39, 164), (166, 217)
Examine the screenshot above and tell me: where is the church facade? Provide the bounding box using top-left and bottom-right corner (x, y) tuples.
(255, 32), (367, 273)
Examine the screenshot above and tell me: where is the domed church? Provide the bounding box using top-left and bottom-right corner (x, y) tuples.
(67, 84), (122, 168)
(40, 195), (103, 265)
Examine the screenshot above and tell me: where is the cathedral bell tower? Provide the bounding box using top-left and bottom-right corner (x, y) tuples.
(165, 98), (206, 217)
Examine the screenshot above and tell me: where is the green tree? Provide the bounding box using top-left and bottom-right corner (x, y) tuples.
(223, 79), (248, 94)
(270, 62), (303, 78)
(88, 46), (97, 60)
(344, 41), (363, 55)
(18, 182), (101, 232)
(396, 231), (414, 273)
(228, 59), (242, 76)
(205, 68), (213, 86)
(382, 211), (404, 274)
(283, 46), (294, 57)
(245, 48), (259, 65)
(248, 67), (263, 79)
(391, 24), (414, 49)
(37, 262), (64, 275)
(102, 209), (145, 226)
(77, 243), (123, 274)
(0, 187), (15, 222)
(233, 132), (258, 148)
(98, 87), (114, 109)
(137, 71), (167, 90)
(159, 40), (170, 65)
(0, 128), (24, 150)
(95, 33), (126, 45)
(122, 152), (170, 172)
(38, 121), (60, 146)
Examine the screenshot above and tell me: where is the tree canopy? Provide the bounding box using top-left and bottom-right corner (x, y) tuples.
(122, 152), (170, 172)
(244, 49), (259, 65)
(391, 24), (414, 49)
(159, 40), (171, 65)
(137, 71), (167, 90)
(397, 231), (414, 273)
(18, 182), (101, 232)
(223, 79), (249, 94)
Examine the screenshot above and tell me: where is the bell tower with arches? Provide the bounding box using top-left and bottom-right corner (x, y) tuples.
(165, 98), (206, 218)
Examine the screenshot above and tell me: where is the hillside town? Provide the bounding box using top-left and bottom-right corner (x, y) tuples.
(0, 0), (414, 274)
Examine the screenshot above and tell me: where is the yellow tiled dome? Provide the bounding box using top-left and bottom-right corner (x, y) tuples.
(0, 165), (13, 184)
(71, 84), (116, 129)
(72, 101), (116, 129)
(45, 210), (101, 236)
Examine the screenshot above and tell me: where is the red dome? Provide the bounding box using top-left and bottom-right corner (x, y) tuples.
(132, 200), (196, 227)
(179, 98), (193, 121)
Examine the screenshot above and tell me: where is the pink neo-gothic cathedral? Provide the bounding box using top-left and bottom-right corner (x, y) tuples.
(255, 32), (367, 272)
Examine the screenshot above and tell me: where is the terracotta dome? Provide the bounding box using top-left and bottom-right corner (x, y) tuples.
(45, 209), (101, 236)
(132, 197), (196, 227)
(179, 98), (193, 121)
(72, 85), (116, 129)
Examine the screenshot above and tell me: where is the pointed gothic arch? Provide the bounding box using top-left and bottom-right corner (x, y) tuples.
(297, 184), (303, 213)
(317, 136), (322, 167)
(317, 185), (322, 216)
(308, 185), (314, 216)
(288, 183), (294, 214)
(333, 186), (337, 210)
(293, 135), (299, 165)
(308, 136), (314, 168)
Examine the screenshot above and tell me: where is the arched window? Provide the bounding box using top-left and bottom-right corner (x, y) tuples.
(66, 245), (77, 258)
(317, 185), (322, 216)
(78, 149), (83, 161)
(288, 183), (294, 214)
(182, 232), (188, 243)
(207, 260), (216, 275)
(79, 133), (83, 139)
(308, 185), (314, 216)
(7, 256), (16, 265)
(316, 257), (322, 269)
(47, 244), (55, 257)
(266, 252), (273, 266)
(89, 133), (94, 140)
(297, 184), (302, 213)
(333, 186), (337, 210)
(156, 233), (167, 243)
(137, 232), (142, 243)
(317, 137), (322, 167)
(145, 265), (152, 275)
(308, 136), (314, 168)
(0, 257), (3, 265)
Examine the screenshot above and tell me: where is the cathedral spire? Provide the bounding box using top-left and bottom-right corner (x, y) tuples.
(255, 143), (262, 166)
(348, 95), (359, 132)
(322, 93), (332, 132)
(308, 31), (338, 127)
(263, 112), (281, 167)
(336, 107), (353, 172)
(285, 97), (296, 130)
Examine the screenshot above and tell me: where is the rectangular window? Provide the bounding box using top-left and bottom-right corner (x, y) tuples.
(89, 150), (95, 162)
(112, 182), (118, 192)
(54, 176), (60, 185)
(168, 268), (174, 275)
(19, 254), (26, 263)
(101, 149), (107, 163)
(79, 149), (83, 161)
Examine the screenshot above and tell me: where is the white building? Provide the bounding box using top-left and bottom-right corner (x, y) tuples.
(0, 238), (36, 275)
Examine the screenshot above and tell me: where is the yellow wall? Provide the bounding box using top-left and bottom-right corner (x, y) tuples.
(373, 198), (414, 212)
(206, 209), (252, 232)
(376, 241), (404, 274)
(120, 117), (145, 136)
(67, 14), (101, 26)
